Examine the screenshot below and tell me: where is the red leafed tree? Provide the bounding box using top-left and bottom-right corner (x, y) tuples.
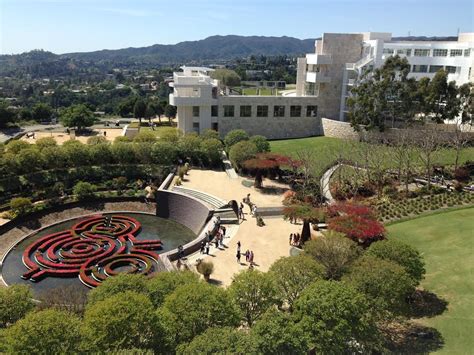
(328, 215), (385, 244)
(327, 202), (384, 244)
(242, 153), (296, 188)
(283, 203), (326, 243)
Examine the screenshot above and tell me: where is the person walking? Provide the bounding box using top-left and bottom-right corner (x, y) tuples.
(238, 206), (245, 221)
(237, 241), (241, 253)
(222, 226), (227, 238)
(249, 250), (254, 266)
(289, 233), (293, 245)
(215, 236), (219, 249)
(244, 250), (250, 263)
(205, 242), (210, 255)
(200, 241), (205, 254)
(236, 249), (241, 263)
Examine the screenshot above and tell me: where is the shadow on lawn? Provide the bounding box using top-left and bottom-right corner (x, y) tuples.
(384, 321), (445, 354)
(407, 289), (449, 318)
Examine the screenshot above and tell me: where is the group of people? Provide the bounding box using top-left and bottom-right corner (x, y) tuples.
(289, 232), (302, 247)
(240, 194), (265, 227)
(200, 216), (227, 255)
(236, 241), (255, 268)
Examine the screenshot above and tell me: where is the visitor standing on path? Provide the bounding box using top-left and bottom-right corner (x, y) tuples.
(205, 242), (210, 255)
(200, 241), (205, 254)
(236, 249), (241, 263)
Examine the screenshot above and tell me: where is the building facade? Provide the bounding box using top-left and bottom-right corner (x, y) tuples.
(171, 32), (473, 138)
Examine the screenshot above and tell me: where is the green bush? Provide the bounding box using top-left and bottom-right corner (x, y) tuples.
(228, 141), (257, 168)
(10, 197), (33, 217)
(224, 129), (249, 148)
(72, 181), (97, 200)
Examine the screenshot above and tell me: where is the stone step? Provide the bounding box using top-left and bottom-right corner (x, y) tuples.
(172, 186), (227, 209)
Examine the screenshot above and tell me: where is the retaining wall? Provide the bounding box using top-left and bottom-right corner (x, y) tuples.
(321, 118), (361, 140)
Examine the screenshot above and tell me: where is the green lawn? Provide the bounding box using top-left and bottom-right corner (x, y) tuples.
(242, 87), (277, 96)
(387, 208), (474, 354)
(270, 136), (474, 176)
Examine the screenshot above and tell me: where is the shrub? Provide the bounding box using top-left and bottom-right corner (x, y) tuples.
(133, 131), (157, 143)
(453, 167), (470, 183)
(196, 260), (214, 281)
(366, 239), (425, 285)
(249, 135), (270, 153)
(72, 181), (97, 200)
(228, 140), (257, 168)
(224, 129), (249, 148)
(86, 136), (107, 145)
(328, 214), (385, 244)
(9, 197), (33, 217)
(0, 285), (35, 328)
(177, 166), (187, 180)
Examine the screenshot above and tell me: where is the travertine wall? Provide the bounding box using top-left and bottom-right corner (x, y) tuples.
(321, 118), (361, 140)
(219, 116), (323, 139)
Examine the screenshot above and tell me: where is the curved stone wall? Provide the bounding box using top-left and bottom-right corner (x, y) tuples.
(155, 190), (211, 235)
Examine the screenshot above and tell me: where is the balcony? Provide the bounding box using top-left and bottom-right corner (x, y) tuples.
(306, 72), (331, 83)
(306, 54), (332, 65)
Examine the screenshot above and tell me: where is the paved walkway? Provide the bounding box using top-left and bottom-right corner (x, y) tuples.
(179, 169), (299, 286)
(0, 124), (62, 143)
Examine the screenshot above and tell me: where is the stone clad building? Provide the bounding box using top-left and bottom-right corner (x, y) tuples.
(170, 32), (473, 139)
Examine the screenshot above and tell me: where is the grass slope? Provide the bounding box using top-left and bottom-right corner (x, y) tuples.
(387, 208), (474, 354)
(270, 136), (474, 175)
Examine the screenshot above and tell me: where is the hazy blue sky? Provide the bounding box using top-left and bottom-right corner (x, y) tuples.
(1, 0), (472, 54)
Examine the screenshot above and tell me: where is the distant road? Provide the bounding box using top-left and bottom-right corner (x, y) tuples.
(0, 124), (62, 143)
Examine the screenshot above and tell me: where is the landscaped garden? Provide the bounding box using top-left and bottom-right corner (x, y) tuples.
(387, 207), (474, 354)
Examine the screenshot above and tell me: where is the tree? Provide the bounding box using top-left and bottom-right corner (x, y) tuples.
(164, 104), (177, 123)
(60, 104), (96, 131)
(196, 260), (214, 282)
(86, 135), (107, 145)
(146, 271), (200, 308)
(158, 127), (181, 143)
(159, 283), (240, 345)
(224, 129), (249, 148)
(82, 291), (165, 352)
(242, 153), (291, 188)
(458, 82), (474, 125)
(268, 254), (324, 310)
(424, 70), (460, 123)
(16, 148), (44, 172)
(228, 140), (258, 168)
(111, 142), (136, 164)
(133, 99), (147, 126)
(0, 285), (35, 328)
(250, 135), (270, 153)
(343, 256), (416, 316)
(87, 274), (149, 305)
(38, 285), (87, 315)
(229, 269), (279, 326)
(201, 138), (223, 166)
(210, 69), (241, 87)
(201, 129), (219, 140)
(145, 103), (156, 123)
(31, 102), (53, 122)
(2, 309), (81, 354)
(414, 127), (441, 192)
(151, 141), (179, 165)
(35, 137), (57, 150)
(283, 203), (325, 243)
(177, 327), (255, 355)
(10, 197), (33, 217)
(133, 131), (157, 143)
(0, 100), (17, 128)
(303, 231), (360, 280)
(250, 309), (308, 354)
(73, 181), (97, 200)
(63, 140), (91, 166)
(366, 239), (425, 285)
(347, 55), (418, 131)
(293, 280), (380, 353)
(5, 140), (30, 154)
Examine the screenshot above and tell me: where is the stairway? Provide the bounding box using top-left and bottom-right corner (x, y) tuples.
(172, 186), (227, 209)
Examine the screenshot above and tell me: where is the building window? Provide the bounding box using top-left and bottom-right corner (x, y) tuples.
(211, 105), (218, 117)
(414, 49), (430, 57)
(383, 48), (394, 55)
(223, 105), (234, 117)
(192, 122), (199, 132)
(306, 105), (318, 117)
(412, 65), (428, 73)
(273, 105), (285, 117)
(433, 49), (448, 57)
(429, 65), (443, 73)
(212, 122), (218, 131)
(290, 105), (301, 117)
(240, 105), (252, 117)
(450, 49), (463, 57)
(396, 49), (411, 56)
(464, 49), (471, 57)
(192, 106), (200, 117)
(445, 66), (457, 74)
(256, 105), (268, 117)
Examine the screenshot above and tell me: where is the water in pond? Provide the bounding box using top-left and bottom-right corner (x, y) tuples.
(1, 213), (196, 296)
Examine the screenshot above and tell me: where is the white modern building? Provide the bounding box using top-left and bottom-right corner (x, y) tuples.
(171, 32), (473, 139)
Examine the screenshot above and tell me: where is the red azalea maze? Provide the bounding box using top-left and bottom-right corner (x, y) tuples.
(21, 215), (162, 288)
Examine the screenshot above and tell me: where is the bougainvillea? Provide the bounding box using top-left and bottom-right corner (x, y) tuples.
(243, 153), (297, 188)
(328, 214), (385, 244)
(327, 203), (376, 219)
(21, 215), (163, 288)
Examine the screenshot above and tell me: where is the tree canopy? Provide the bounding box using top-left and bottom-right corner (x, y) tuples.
(59, 104), (96, 130)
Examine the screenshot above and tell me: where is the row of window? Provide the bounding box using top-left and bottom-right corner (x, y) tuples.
(412, 65), (457, 74)
(383, 48), (470, 57)
(192, 105), (318, 118)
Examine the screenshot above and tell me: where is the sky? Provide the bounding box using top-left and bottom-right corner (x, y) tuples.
(0, 0), (473, 54)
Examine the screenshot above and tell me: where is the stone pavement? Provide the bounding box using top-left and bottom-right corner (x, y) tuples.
(179, 169), (300, 286)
